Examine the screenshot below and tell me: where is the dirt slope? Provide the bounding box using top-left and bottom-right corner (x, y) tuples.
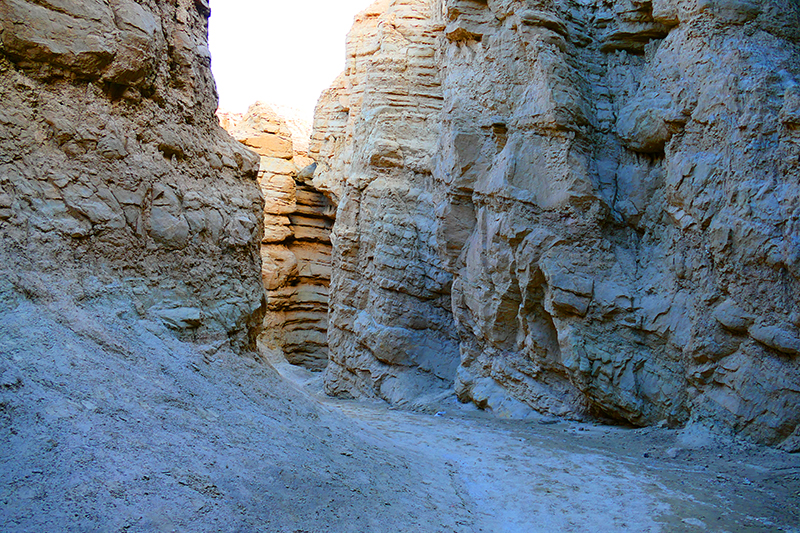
(1, 284), (798, 532)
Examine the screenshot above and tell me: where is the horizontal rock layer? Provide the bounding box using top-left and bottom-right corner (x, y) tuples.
(0, 0), (265, 351)
(312, 0), (460, 404)
(312, 0), (800, 446)
(227, 103), (334, 370)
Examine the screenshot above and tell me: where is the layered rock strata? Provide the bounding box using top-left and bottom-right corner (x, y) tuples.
(0, 0), (265, 351)
(312, 0), (800, 447)
(312, 0), (460, 403)
(227, 103), (334, 370)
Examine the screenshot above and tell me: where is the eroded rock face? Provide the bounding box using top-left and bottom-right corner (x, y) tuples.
(0, 0), (265, 351)
(312, 0), (461, 404)
(313, 0), (800, 446)
(226, 103), (334, 370)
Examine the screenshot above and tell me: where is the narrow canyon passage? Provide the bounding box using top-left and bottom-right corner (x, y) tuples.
(2, 0), (800, 530)
(205, 3), (800, 529)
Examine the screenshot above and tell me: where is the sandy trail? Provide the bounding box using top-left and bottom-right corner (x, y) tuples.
(274, 354), (800, 533)
(334, 404), (669, 532)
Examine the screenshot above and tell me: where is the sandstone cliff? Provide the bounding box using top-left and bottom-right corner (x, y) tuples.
(226, 103), (334, 370)
(312, 0), (461, 404)
(312, 0), (800, 448)
(0, 0), (265, 351)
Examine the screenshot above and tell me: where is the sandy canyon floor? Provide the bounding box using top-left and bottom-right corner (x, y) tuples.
(1, 290), (799, 532)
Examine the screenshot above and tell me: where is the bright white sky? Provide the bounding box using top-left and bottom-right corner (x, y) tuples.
(208, 0), (375, 121)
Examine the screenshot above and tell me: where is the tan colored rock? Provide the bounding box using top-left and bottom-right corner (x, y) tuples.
(260, 157), (296, 176)
(223, 103), (334, 370)
(262, 214), (292, 243)
(241, 135), (293, 159)
(222, 101), (313, 158)
(0, 0), (264, 351)
(314, 0), (800, 446)
(261, 173), (297, 215)
(216, 110), (243, 132)
(268, 103), (313, 157)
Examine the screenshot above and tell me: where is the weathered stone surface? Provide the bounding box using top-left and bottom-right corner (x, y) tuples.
(242, 135), (293, 159)
(749, 325), (800, 356)
(713, 299), (753, 333)
(0, 0), (265, 351)
(314, 0), (800, 446)
(312, 0), (460, 403)
(224, 103), (334, 370)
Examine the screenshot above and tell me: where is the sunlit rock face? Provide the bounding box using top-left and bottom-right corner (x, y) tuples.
(0, 0), (265, 351)
(224, 103), (334, 371)
(313, 0), (800, 447)
(311, 0), (460, 404)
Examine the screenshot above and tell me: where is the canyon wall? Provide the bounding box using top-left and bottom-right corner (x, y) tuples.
(0, 0), (265, 351)
(312, 0), (461, 404)
(226, 103), (334, 370)
(312, 0), (800, 447)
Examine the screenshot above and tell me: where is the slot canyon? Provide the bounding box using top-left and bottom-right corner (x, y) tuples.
(1, 0), (799, 531)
